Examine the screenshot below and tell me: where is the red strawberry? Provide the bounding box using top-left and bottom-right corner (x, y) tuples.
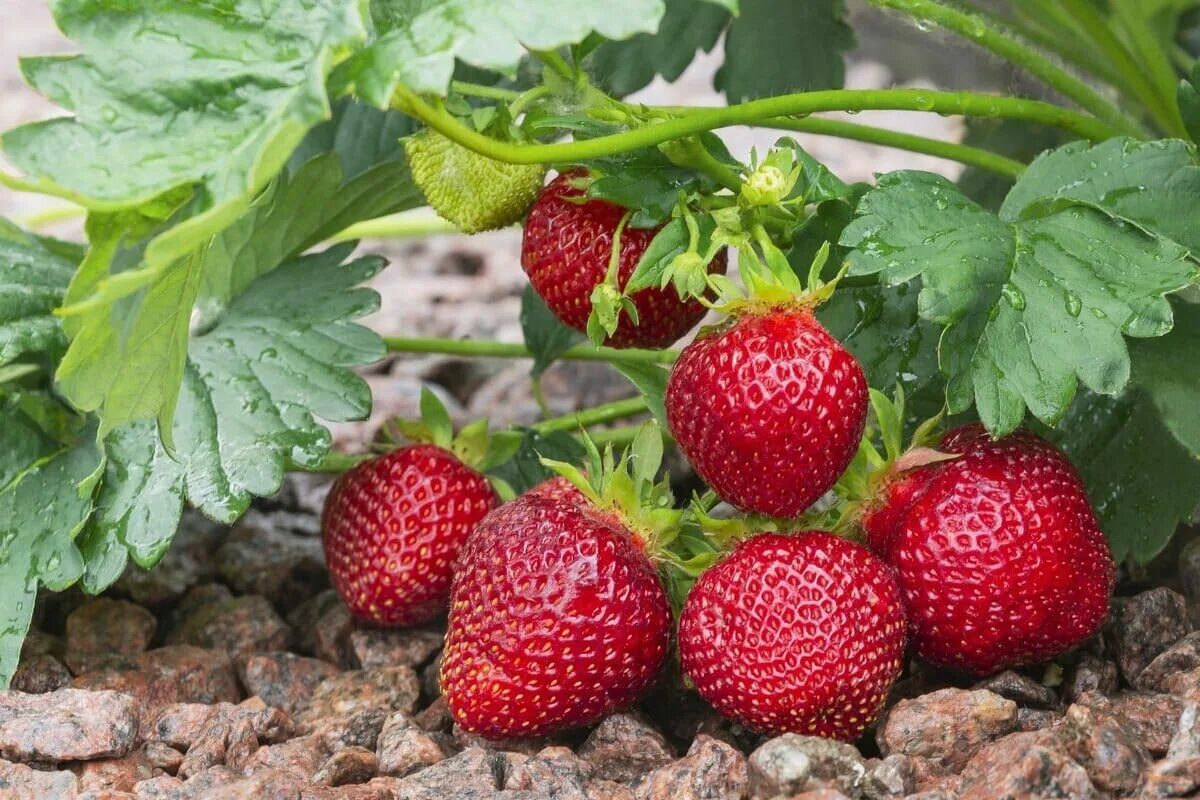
(322, 444), (498, 627)
(521, 171), (726, 349)
(665, 307), (869, 517)
(440, 491), (672, 738)
(862, 424), (1115, 675)
(525, 475), (589, 506)
(678, 531), (906, 740)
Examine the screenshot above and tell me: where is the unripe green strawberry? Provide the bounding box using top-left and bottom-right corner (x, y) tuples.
(404, 129), (546, 233)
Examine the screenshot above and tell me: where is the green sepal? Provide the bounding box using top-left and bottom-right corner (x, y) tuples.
(539, 420), (683, 557)
(419, 388), (454, 447)
(384, 389), (523, 476)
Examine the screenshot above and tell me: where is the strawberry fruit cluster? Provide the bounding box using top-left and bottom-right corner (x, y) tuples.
(320, 169), (1116, 745)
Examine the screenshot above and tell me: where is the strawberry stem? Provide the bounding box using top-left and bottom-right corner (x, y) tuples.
(383, 336), (678, 364)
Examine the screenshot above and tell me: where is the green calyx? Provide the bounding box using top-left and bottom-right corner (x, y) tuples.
(540, 421), (683, 559)
(832, 387), (958, 534)
(587, 209), (639, 345)
(388, 388), (522, 499)
(403, 128), (547, 234)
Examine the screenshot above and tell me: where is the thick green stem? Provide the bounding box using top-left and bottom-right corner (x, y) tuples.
(531, 48), (576, 81)
(661, 136), (744, 191)
(294, 451), (372, 473)
(329, 212), (460, 242)
(963, 0), (1124, 87)
(1111, 0), (1188, 136)
(293, 398), (654, 473)
(20, 204), (86, 229)
(450, 81), (521, 102)
(586, 425), (658, 447)
(861, 0), (1148, 137)
(1057, 0), (1179, 136)
(533, 397), (650, 433)
(393, 85), (1120, 167)
(384, 335), (679, 364)
(755, 117), (1026, 178)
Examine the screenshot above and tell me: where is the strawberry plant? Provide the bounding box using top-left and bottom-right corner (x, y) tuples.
(0, 0), (1198, 727)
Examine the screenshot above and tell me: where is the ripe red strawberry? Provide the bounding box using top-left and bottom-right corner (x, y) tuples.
(665, 307), (868, 517)
(322, 444), (498, 627)
(862, 424), (1115, 675)
(440, 491), (673, 738)
(521, 171), (726, 349)
(678, 531), (906, 740)
(526, 475), (589, 506)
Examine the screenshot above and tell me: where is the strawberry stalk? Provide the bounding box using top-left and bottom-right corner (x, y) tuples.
(383, 335), (678, 364)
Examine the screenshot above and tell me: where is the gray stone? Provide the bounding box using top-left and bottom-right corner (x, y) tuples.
(748, 734), (866, 798)
(375, 712), (448, 777)
(956, 730), (1097, 800)
(1059, 703), (1150, 795)
(1137, 631), (1200, 692)
(635, 735), (749, 800)
(114, 515), (224, 606)
(1063, 655), (1119, 704)
(877, 689), (1018, 772)
(577, 712), (674, 785)
(503, 746), (591, 799)
(348, 627), (442, 669)
(215, 513), (327, 608)
(166, 595), (291, 661)
(1111, 588), (1191, 684)
(312, 745), (378, 787)
(0, 759), (79, 799)
(0, 689), (137, 762)
(971, 671), (1058, 709)
(295, 668), (420, 733)
(237, 651), (340, 718)
(389, 747), (504, 800)
(863, 755), (915, 799)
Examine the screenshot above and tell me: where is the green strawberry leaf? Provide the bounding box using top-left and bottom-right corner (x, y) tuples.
(1001, 138), (1200, 253)
(0, 219), (76, 367)
(614, 362), (671, 428)
(956, 118), (1075, 211)
(69, 242), (384, 603)
(1047, 299), (1200, 563)
(521, 286), (584, 380)
(626, 214), (720, 296)
(714, 0), (853, 103)
(77, 419), (183, 591)
(1047, 388), (1200, 564)
(842, 169), (1197, 436)
(489, 428), (587, 495)
(1182, 68), (1200, 144)
(773, 138), (852, 205)
(1, 0), (367, 272)
(0, 399), (103, 687)
(585, 133), (737, 227)
(818, 281), (941, 405)
(339, 0), (667, 105)
(54, 100), (422, 440)
(586, 0), (730, 97)
(176, 244), (384, 521)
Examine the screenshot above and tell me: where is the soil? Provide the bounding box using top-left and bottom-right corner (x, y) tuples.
(4, 488), (1200, 800)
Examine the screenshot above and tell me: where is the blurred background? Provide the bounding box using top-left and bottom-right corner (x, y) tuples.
(0, 0), (1027, 449)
